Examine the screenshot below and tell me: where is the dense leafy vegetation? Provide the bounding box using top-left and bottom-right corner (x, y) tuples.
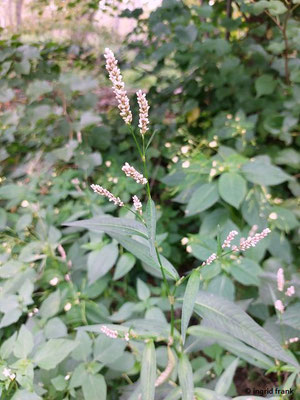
(0, 1), (299, 399)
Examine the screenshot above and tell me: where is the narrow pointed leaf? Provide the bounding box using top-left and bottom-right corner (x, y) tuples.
(188, 325), (274, 369)
(215, 357), (239, 395)
(109, 233), (179, 280)
(145, 199), (157, 258)
(63, 216), (148, 239)
(181, 270), (200, 344)
(141, 340), (156, 400)
(178, 354), (194, 400)
(194, 291), (298, 367)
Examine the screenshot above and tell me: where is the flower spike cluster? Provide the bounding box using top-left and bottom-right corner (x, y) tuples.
(277, 268), (284, 292)
(136, 90), (150, 135)
(275, 299), (284, 314)
(104, 48), (132, 124)
(122, 162), (148, 185)
(233, 228), (271, 252)
(286, 286), (295, 297)
(101, 325), (118, 339)
(91, 184), (124, 207)
(133, 195), (143, 214)
(222, 230), (238, 248)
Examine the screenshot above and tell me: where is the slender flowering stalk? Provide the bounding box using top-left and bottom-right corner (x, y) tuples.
(132, 195), (143, 214)
(222, 230), (238, 248)
(91, 184), (124, 207)
(275, 299), (284, 314)
(101, 325), (118, 339)
(122, 162), (148, 185)
(277, 268), (285, 292)
(136, 90), (150, 135)
(104, 48), (132, 124)
(285, 285), (295, 297)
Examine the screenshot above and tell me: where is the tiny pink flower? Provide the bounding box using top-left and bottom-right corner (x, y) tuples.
(277, 268), (284, 292)
(285, 285), (295, 297)
(275, 299), (284, 314)
(122, 163), (148, 185)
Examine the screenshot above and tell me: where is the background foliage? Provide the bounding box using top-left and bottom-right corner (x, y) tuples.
(0, 0), (299, 399)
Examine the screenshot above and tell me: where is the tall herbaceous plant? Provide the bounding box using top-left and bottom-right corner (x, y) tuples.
(65, 49), (299, 399)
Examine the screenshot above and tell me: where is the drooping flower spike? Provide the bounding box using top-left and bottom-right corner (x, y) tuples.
(90, 184), (124, 207)
(122, 162), (148, 185)
(104, 48), (132, 125)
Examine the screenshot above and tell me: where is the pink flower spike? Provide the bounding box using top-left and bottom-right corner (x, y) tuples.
(202, 253), (217, 266)
(285, 285), (295, 297)
(238, 228), (271, 251)
(57, 244), (67, 261)
(122, 163), (148, 185)
(275, 299), (284, 314)
(104, 48), (132, 124)
(101, 325), (118, 339)
(132, 195), (142, 214)
(222, 230), (238, 248)
(91, 184), (124, 207)
(277, 268), (284, 292)
(136, 90), (150, 135)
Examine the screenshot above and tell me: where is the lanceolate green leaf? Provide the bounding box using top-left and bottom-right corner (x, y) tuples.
(188, 325), (274, 369)
(193, 291), (298, 367)
(63, 216), (148, 239)
(145, 199), (157, 258)
(181, 270), (200, 344)
(215, 357), (239, 395)
(178, 354), (194, 400)
(109, 233), (179, 280)
(141, 340), (156, 400)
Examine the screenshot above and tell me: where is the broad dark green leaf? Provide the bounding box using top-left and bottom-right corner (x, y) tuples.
(218, 173), (246, 208)
(34, 339), (78, 370)
(186, 183), (219, 216)
(87, 243), (118, 284)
